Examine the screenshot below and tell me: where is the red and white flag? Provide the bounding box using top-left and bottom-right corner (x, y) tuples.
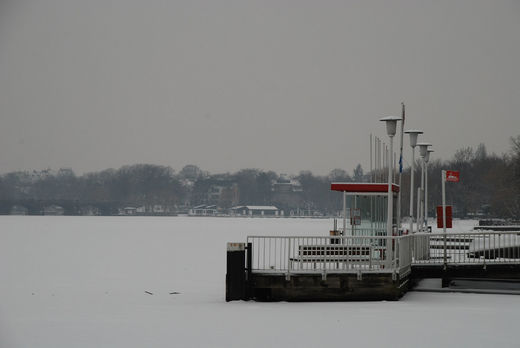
(446, 170), (460, 183)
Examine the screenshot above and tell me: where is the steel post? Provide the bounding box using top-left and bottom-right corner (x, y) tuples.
(425, 161), (428, 230)
(442, 170), (447, 268)
(420, 159), (425, 232)
(387, 136), (394, 268)
(410, 147), (415, 233)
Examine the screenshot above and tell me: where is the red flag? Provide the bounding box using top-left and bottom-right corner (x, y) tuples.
(446, 170), (460, 183)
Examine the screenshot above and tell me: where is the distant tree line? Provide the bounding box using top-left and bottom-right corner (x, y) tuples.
(0, 165), (186, 215)
(0, 136), (518, 218)
(408, 136), (520, 220)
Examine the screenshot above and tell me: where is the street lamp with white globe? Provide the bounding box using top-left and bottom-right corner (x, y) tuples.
(424, 149), (434, 230)
(380, 116), (402, 238)
(404, 129), (423, 233)
(416, 142), (431, 232)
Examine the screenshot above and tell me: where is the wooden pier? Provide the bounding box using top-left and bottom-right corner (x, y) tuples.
(226, 182), (520, 302)
(226, 231), (520, 302)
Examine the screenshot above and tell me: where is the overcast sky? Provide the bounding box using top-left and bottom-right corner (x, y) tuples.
(0, 0), (519, 176)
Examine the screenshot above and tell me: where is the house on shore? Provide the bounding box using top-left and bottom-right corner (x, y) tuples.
(43, 205), (64, 216)
(230, 205), (280, 217)
(271, 174), (303, 212)
(189, 205), (217, 216)
(79, 205), (100, 216)
(122, 207), (137, 215)
(10, 205), (28, 215)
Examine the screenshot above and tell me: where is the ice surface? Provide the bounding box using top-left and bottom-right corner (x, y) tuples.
(0, 216), (519, 348)
(429, 218), (478, 234)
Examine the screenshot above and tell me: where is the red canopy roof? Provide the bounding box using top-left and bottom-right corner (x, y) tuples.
(330, 182), (399, 193)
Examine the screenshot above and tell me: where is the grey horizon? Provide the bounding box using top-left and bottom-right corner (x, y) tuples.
(0, 0), (519, 175)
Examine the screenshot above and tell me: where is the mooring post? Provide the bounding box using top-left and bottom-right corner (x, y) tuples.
(226, 242), (246, 301)
(246, 242), (252, 299)
(441, 275), (450, 288)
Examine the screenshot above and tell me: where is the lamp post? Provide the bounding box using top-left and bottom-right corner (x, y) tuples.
(424, 149), (434, 231)
(380, 116), (402, 242)
(417, 142), (431, 232)
(404, 130), (423, 233)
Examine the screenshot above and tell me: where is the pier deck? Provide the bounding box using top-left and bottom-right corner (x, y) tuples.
(227, 231), (520, 301)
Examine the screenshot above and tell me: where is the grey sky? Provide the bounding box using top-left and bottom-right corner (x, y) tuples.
(0, 0), (519, 176)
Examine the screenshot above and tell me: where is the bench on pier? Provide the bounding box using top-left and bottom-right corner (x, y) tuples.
(290, 245), (373, 264)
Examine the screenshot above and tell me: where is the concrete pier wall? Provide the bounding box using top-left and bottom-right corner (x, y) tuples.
(250, 273), (409, 301)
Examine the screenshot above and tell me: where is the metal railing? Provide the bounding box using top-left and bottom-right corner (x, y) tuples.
(246, 235), (412, 277)
(411, 231), (520, 266)
(397, 233), (412, 277)
(245, 231), (520, 278)
(339, 226), (387, 236)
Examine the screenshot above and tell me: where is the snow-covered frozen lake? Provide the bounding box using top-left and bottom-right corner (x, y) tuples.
(1, 216), (518, 348)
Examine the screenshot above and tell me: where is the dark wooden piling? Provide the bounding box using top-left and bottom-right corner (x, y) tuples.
(226, 243), (247, 301)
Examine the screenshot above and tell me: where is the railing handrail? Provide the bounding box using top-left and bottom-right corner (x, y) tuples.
(247, 235), (405, 240)
(247, 234), (413, 277)
(414, 231), (520, 236)
(246, 231), (520, 276)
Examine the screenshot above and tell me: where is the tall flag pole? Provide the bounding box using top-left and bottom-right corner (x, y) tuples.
(397, 102), (405, 231)
(441, 170), (460, 267)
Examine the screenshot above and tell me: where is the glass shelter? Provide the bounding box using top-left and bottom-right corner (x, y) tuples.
(331, 183), (399, 237)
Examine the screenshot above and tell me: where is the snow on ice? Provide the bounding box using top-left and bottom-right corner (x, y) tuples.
(0, 216), (518, 348)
